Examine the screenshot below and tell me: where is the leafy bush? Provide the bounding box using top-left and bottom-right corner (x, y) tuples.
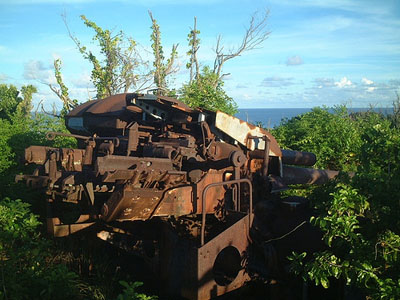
(0, 198), (80, 299)
(0, 84), (76, 201)
(274, 106), (400, 299)
(272, 106), (361, 171)
(117, 281), (158, 300)
(180, 66), (238, 115)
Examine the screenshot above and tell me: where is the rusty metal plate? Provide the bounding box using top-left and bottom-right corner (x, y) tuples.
(47, 214), (95, 237)
(181, 213), (253, 300)
(194, 170), (226, 214)
(95, 155), (174, 175)
(156, 185), (194, 216)
(214, 111), (281, 156)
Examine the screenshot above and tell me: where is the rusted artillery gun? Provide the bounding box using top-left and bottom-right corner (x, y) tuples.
(17, 93), (338, 299)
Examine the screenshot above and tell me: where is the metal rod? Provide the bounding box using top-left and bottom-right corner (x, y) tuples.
(46, 131), (90, 141)
(262, 135), (270, 179)
(232, 185), (238, 211)
(46, 131), (120, 147)
(201, 178), (252, 246)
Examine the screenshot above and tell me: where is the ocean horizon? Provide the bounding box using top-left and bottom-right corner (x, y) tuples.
(236, 107), (394, 128)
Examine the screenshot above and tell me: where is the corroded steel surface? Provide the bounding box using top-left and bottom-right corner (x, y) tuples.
(193, 214), (253, 300)
(214, 111), (282, 155)
(16, 93), (340, 300)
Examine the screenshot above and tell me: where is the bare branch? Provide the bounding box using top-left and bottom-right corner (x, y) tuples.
(213, 9), (270, 80)
(41, 102), (61, 118)
(62, 12), (85, 55)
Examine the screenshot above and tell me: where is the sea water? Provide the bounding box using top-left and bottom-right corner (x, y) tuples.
(235, 108), (394, 129)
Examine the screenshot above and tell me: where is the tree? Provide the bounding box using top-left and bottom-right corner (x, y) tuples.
(180, 66), (238, 115)
(17, 85), (37, 118)
(180, 10), (270, 114)
(186, 17), (200, 84)
(212, 10), (270, 86)
(64, 14), (152, 99)
(52, 11), (268, 114)
(48, 59), (78, 116)
(0, 84), (75, 199)
(0, 84), (37, 121)
(186, 10), (270, 89)
(148, 11), (178, 95)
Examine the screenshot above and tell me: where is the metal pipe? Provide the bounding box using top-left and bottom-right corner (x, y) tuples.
(282, 165), (339, 185)
(262, 136), (270, 179)
(46, 131), (90, 141)
(249, 149), (317, 167)
(281, 149), (317, 166)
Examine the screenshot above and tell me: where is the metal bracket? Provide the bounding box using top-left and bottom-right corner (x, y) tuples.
(201, 178), (253, 246)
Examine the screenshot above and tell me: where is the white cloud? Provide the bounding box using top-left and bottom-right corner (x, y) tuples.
(260, 76), (296, 87)
(361, 77), (376, 92)
(362, 77), (374, 85)
(0, 73), (9, 82)
(313, 78), (335, 88)
(303, 77), (399, 107)
(23, 60), (56, 84)
(242, 93), (252, 100)
(286, 55), (304, 66)
(221, 75), (232, 81)
(335, 77), (353, 88)
(71, 71), (93, 89)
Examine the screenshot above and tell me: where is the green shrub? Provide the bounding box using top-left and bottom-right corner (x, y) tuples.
(272, 106), (361, 171)
(117, 281), (158, 300)
(0, 198), (79, 299)
(276, 106), (400, 299)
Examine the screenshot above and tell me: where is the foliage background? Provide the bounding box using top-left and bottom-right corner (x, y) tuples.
(1, 83), (399, 299)
(0, 13), (399, 299)
(272, 105), (400, 299)
(0, 84), (156, 300)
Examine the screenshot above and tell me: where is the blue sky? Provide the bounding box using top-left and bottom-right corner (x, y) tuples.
(0, 0), (399, 109)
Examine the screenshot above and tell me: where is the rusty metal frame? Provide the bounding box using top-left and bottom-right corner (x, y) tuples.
(201, 178), (252, 246)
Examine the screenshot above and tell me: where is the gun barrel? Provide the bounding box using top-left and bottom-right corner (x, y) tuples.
(281, 149), (316, 166)
(249, 149), (316, 166)
(282, 165), (339, 185)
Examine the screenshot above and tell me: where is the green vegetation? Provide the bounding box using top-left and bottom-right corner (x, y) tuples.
(0, 12), (270, 298)
(149, 11), (178, 95)
(116, 281), (158, 300)
(0, 198), (80, 299)
(0, 84), (158, 299)
(2, 81), (399, 299)
(64, 14), (150, 100)
(272, 106), (400, 299)
(50, 59), (78, 117)
(180, 66), (238, 115)
(54, 12), (268, 114)
(1, 11), (398, 299)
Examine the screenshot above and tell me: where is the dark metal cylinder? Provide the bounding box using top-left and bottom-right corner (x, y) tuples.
(282, 165), (339, 185)
(249, 149), (317, 167)
(281, 149), (316, 166)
